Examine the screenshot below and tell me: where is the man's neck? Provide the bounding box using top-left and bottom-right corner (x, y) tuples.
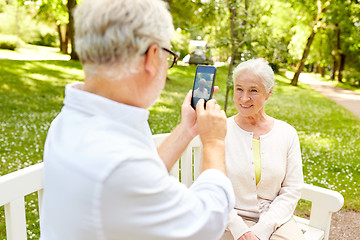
(82, 73), (147, 108)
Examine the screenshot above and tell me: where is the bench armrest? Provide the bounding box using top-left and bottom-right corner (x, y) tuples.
(0, 163), (44, 206)
(299, 183), (344, 240)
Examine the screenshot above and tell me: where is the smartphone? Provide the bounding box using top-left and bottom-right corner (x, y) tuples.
(191, 65), (217, 109)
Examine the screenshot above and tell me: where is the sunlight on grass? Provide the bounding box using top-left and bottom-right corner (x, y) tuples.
(151, 105), (175, 114)
(301, 132), (334, 148)
(0, 44), (70, 61)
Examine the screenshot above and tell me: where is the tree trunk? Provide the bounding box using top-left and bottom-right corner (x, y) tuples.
(335, 23), (345, 83)
(15, 0), (20, 49)
(330, 24), (340, 80)
(330, 56), (337, 80)
(65, 23), (69, 54)
(319, 66), (325, 77)
(224, 3), (237, 113)
(313, 63), (317, 73)
(224, 50), (235, 113)
(57, 24), (63, 53)
(291, 29), (316, 86)
(224, 0), (247, 113)
(318, 36), (325, 77)
(67, 0), (78, 60)
(337, 53), (346, 83)
(57, 24), (68, 54)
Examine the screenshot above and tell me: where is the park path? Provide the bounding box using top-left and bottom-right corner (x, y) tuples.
(299, 73), (360, 120)
(299, 73), (360, 239)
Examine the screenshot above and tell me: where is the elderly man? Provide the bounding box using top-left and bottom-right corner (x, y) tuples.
(39, 0), (234, 239)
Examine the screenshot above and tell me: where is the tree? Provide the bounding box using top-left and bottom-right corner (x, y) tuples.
(224, 0), (248, 113)
(291, 0), (330, 86)
(326, 0), (359, 83)
(37, 0), (78, 58)
(163, 0), (219, 59)
(37, 0), (68, 53)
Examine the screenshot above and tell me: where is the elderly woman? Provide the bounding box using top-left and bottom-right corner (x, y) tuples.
(221, 59), (304, 240)
(193, 78), (210, 99)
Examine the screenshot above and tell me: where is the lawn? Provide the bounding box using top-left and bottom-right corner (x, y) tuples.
(0, 59), (359, 238)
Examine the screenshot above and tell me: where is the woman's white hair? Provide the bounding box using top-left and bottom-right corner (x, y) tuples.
(74, 0), (174, 79)
(232, 58), (275, 92)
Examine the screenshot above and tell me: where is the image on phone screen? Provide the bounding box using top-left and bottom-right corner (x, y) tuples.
(191, 65), (216, 109)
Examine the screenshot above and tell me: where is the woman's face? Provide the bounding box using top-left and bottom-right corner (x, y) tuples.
(233, 70), (271, 117)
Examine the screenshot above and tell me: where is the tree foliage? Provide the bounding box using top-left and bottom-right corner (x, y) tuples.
(1, 0), (359, 87)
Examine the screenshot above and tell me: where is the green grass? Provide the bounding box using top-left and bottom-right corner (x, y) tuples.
(0, 59), (83, 174)
(0, 59), (83, 239)
(267, 74), (360, 214)
(0, 59), (359, 238)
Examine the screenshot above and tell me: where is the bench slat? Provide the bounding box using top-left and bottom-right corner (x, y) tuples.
(5, 197), (27, 240)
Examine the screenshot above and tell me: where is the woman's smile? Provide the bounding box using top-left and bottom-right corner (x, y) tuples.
(240, 104), (253, 109)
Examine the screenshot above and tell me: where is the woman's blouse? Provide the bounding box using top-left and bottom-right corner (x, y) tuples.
(225, 116), (303, 240)
(253, 138), (261, 185)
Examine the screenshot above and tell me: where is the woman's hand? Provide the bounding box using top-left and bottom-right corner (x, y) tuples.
(238, 231), (259, 240)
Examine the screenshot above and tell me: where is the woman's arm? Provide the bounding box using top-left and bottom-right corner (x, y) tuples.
(227, 209), (253, 240)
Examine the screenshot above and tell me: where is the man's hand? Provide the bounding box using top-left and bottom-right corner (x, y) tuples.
(179, 90), (198, 139)
(238, 232), (259, 240)
(179, 87), (220, 139)
(196, 98), (227, 174)
(196, 98), (226, 145)
(159, 87), (221, 172)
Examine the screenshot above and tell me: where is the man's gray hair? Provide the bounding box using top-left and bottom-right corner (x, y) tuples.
(233, 58), (275, 93)
(74, 0), (174, 77)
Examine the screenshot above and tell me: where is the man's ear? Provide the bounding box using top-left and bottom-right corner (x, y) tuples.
(144, 44), (160, 77)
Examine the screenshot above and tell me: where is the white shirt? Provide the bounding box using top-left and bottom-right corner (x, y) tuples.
(40, 82), (235, 240)
(225, 117), (303, 240)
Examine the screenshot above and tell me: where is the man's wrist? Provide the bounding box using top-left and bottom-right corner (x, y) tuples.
(201, 139), (225, 148)
(177, 121), (196, 140)
(201, 140), (226, 173)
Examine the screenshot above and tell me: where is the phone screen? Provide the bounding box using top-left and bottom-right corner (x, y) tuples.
(191, 65), (216, 109)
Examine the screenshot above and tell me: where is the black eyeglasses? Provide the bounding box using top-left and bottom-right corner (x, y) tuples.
(161, 47), (178, 69)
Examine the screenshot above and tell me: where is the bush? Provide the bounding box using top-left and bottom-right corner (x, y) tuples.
(30, 32), (58, 47)
(343, 70), (360, 87)
(0, 3), (58, 47)
(269, 62), (280, 73)
(0, 35), (18, 50)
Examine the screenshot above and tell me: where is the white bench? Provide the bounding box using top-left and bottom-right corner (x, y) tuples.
(0, 134), (344, 240)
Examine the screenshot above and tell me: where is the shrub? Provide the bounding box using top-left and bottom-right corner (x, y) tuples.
(269, 62), (280, 73)
(30, 32), (58, 47)
(0, 35), (18, 50)
(343, 70), (360, 87)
